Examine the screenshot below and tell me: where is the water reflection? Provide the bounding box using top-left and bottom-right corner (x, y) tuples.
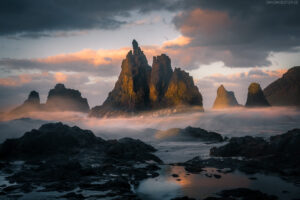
(137, 165), (300, 200)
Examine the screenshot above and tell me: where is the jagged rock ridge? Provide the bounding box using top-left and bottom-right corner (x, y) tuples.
(9, 84), (90, 117)
(263, 66), (300, 106)
(90, 40), (203, 117)
(46, 83), (90, 112)
(213, 85), (239, 109)
(245, 82), (270, 107)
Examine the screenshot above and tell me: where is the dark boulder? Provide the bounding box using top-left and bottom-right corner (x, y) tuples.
(0, 122), (104, 159)
(210, 136), (269, 157)
(155, 126), (223, 142)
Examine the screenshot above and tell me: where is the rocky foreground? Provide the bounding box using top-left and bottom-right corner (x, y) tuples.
(0, 123), (299, 199)
(178, 129), (300, 184)
(0, 123), (161, 199)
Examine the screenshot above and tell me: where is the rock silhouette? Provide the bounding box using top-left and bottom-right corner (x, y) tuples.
(9, 91), (41, 115)
(90, 40), (203, 117)
(263, 66), (300, 106)
(9, 84), (90, 118)
(213, 85), (239, 109)
(46, 83), (90, 112)
(245, 83), (270, 107)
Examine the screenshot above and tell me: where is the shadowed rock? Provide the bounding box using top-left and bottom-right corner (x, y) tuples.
(155, 126), (223, 142)
(0, 122), (161, 163)
(213, 85), (239, 109)
(264, 66), (300, 106)
(46, 83), (90, 112)
(150, 54), (173, 105)
(0, 122), (161, 199)
(210, 129), (300, 176)
(245, 83), (270, 107)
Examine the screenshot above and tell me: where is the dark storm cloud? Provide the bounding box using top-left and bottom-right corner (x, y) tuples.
(0, 0), (170, 37)
(171, 0), (300, 67)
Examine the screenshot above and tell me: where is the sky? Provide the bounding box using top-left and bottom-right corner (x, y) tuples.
(0, 0), (300, 110)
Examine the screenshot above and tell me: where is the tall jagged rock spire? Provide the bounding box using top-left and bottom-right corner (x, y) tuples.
(132, 39), (142, 55)
(89, 40), (204, 117)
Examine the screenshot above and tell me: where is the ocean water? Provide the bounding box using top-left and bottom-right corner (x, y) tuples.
(0, 107), (300, 199)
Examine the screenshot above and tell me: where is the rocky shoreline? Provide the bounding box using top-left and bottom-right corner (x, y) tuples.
(0, 123), (299, 199)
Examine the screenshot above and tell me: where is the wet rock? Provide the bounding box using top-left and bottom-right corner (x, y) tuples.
(0, 122), (161, 199)
(214, 188), (277, 200)
(264, 66), (300, 106)
(210, 129), (300, 178)
(213, 85), (240, 109)
(171, 197), (196, 200)
(60, 192), (85, 199)
(213, 174), (221, 179)
(245, 83), (270, 107)
(155, 126), (224, 142)
(210, 136), (269, 157)
(0, 122), (104, 160)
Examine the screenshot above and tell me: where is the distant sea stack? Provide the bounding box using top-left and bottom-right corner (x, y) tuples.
(212, 85), (239, 109)
(10, 91), (41, 115)
(245, 83), (270, 107)
(89, 40), (203, 117)
(263, 66), (300, 107)
(46, 83), (90, 112)
(9, 84), (90, 117)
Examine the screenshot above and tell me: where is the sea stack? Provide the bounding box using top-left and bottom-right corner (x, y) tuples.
(46, 83), (90, 112)
(164, 68), (203, 107)
(212, 85), (239, 109)
(89, 40), (203, 117)
(9, 91), (41, 115)
(245, 83), (270, 107)
(263, 66), (300, 107)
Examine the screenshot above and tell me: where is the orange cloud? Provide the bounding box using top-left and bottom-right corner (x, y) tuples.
(54, 72), (67, 82)
(178, 8), (231, 36)
(0, 72), (50, 87)
(162, 36), (191, 48)
(0, 77), (18, 86)
(36, 48), (131, 67)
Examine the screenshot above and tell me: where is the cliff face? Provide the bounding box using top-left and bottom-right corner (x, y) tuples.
(102, 40), (151, 111)
(245, 83), (270, 107)
(263, 66), (300, 106)
(149, 54), (173, 105)
(46, 83), (90, 112)
(164, 68), (203, 106)
(90, 40), (203, 117)
(213, 85), (239, 109)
